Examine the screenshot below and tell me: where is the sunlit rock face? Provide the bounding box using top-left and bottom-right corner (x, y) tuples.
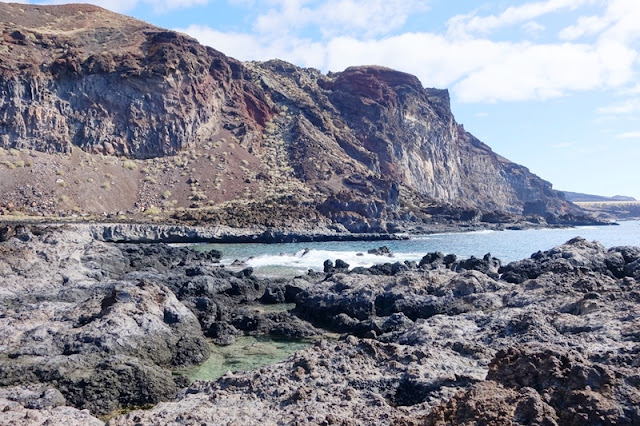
(0, 3), (578, 221)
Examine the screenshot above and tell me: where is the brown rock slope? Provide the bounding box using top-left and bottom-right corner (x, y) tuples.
(0, 3), (589, 228)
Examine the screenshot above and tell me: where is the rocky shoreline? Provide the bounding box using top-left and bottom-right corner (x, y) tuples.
(0, 218), (615, 246)
(0, 223), (638, 424)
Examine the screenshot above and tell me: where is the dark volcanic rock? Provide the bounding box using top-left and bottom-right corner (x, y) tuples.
(427, 346), (640, 425)
(452, 253), (501, 278)
(0, 224), (320, 416)
(2, 224), (640, 424)
(367, 245), (393, 256)
(499, 237), (638, 283)
(294, 269), (505, 336)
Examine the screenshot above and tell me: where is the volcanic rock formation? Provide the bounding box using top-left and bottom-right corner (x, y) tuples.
(0, 3), (590, 228)
(1, 223), (636, 424)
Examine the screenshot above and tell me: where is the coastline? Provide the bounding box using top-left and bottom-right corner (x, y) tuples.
(0, 215), (617, 245)
(0, 223), (638, 424)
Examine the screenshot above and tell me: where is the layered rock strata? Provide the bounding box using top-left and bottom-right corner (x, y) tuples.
(0, 3), (591, 227)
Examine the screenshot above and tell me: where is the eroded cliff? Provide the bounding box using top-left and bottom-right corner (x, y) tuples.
(0, 3), (588, 228)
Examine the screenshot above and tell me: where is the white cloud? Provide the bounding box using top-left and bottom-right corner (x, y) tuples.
(447, 0), (593, 37)
(522, 21), (546, 37)
(315, 34), (512, 89)
(617, 131), (640, 139)
(560, 0), (640, 43)
(455, 40), (636, 103)
(183, 21), (637, 104)
(559, 14), (609, 40)
(177, 25), (328, 68)
(253, 0), (429, 38)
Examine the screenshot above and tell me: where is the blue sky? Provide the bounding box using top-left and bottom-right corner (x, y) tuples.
(10, 0), (640, 199)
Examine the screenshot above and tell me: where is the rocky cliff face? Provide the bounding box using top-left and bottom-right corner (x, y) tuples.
(0, 4), (270, 158)
(251, 62), (567, 215)
(0, 3), (585, 227)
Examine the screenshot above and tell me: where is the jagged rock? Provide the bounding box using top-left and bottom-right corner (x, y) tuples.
(499, 237), (620, 283)
(420, 251), (445, 268)
(323, 259), (334, 273)
(452, 253), (501, 278)
(108, 338), (486, 426)
(0, 385), (67, 410)
(0, 224), (319, 416)
(424, 381), (560, 425)
(335, 259), (350, 269)
(367, 246), (393, 256)
(2, 223), (640, 424)
(0, 385), (103, 426)
(483, 346), (640, 425)
(294, 269), (506, 335)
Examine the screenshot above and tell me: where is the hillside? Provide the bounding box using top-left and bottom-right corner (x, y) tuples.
(561, 191), (636, 203)
(0, 3), (594, 231)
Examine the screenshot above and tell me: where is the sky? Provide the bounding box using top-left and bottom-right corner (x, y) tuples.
(6, 0), (640, 199)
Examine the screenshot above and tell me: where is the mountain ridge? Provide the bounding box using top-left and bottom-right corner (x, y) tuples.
(0, 3), (597, 230)
(561, 191), (636, 203)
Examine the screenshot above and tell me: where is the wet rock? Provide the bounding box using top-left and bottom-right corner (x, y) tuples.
(419, 251), (444, 268)
(323, 259), (334, 273)
(335, 259), (350, 269)
(261, 286), (286, 303)
(367, 246), (393, 256)
(206, 322), (240, 345)
(452, 253), (501, 278)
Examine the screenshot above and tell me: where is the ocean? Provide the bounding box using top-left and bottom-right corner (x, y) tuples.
(193, 220), (640, 277)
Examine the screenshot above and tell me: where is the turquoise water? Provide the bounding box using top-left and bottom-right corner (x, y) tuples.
(194, 220), (640, 276)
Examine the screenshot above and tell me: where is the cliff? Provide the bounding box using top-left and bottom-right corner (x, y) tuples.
(0, 3), (589, 230)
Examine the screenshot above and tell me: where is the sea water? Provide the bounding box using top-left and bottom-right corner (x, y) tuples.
(194, 220), (640, 277)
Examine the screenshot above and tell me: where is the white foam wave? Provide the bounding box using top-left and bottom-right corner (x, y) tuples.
(413, 229), (497, 239)
(244, 249), (425, 272)
(467, 229), (497, 235)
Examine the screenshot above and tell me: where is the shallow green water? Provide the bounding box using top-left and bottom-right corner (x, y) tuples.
(248, 303), (296, 314)
(185, 336), (312, 382)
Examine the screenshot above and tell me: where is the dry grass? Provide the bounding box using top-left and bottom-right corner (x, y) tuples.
(123, 160), (137, 170)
